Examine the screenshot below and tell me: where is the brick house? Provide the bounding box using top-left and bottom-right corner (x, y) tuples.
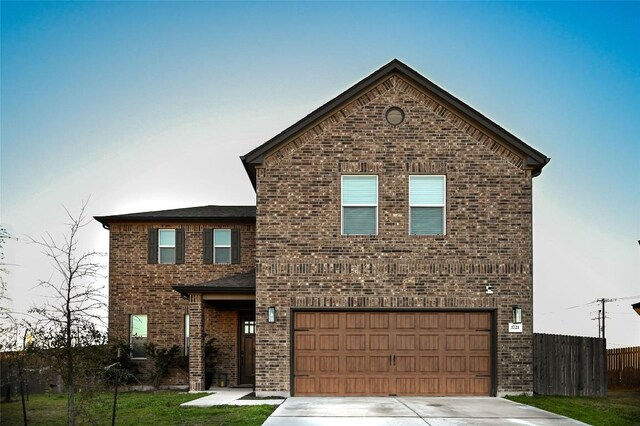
(95, 59), (549, 397)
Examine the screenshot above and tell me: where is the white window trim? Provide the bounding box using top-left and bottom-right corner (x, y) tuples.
(158, 229), (176, 264)
(409, 175), (447, 236)
(213, 229), (231, 264)
(130, 314), (148, 360)
(341, 175), (379, 236)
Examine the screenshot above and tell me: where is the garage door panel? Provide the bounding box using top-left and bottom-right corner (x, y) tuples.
(419, 378), (440, 394)
(419, 356), (440, 372)
(345, 334), (366, 350)
(346, 313), (366, 329)
(370, 378), (390, 394)
(319, 334), (339, 350)
(319, 356), (339, 372)
(469, 356), (490, 373)
(295, 334), (315, 350)
(370, 356), (390, 372)
(319, 313), (340, 329)
(419, 313), (440, 329)
(446, 313), (466, 329)
(296, 313), (316, 329)
(296, 356), (315, 373)
(369, 313), (390, 329)
(469, 378), (491, 394)
(318, 377), (341, 394)
(446, 378), (467, 394)
(446, 356), (467, 373)
(295, 377), (316, 394)
(445, 335), (466, 350)
(346, 356), (366, 372)
(370, 334), (390, 350)
(396, 378), (417, 394)
(419, 334), (440, 350)
(396, 334), (417, 350)
(396, 313), (416, 329)
(345, 378), (367, 394)
(293, 311), (493, 396)
(396, 356), (416, 372)
(469, 312), (491, 330)
(470, 335), (490, 350)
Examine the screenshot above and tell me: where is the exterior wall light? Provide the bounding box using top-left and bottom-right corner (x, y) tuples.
(512, 306), (522, 324)
(268, 306), (276, 323)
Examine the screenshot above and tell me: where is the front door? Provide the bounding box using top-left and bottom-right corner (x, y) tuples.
(238, 312), (256, 385)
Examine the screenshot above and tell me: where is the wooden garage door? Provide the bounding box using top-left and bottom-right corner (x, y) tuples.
(293, 311), (492, 396)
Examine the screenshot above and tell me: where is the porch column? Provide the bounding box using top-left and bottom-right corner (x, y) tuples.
(188, 293), (205, 391)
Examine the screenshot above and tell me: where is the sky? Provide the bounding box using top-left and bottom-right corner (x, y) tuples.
(1, 1), (639, 347)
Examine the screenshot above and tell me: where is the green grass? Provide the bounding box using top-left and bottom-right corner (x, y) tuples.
(506, 393), (640, 426)
(0, 391), (276, 426)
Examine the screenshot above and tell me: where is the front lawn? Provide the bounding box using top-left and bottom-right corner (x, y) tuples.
(506, 393), (640, 426)
(0, 391), (276, 426)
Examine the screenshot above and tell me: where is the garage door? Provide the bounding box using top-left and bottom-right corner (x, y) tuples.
(293, 311), (493, 396)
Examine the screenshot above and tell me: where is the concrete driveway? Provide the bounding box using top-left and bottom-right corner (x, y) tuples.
(262, 397), (587, 425)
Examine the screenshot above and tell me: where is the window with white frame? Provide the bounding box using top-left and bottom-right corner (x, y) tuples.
(342, 175), (378, 235)
(158, 229), (176, 264)
(130, 315), (148, 359)
(409, 175), (446, 235)
(214, 229), (231, 264)
(184, 314), (190, 356)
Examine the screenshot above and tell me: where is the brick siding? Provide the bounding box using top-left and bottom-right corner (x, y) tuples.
(108, 222), (254, 386)
(254, 74), (534, 395)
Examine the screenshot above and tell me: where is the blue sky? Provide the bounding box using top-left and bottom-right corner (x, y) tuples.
(2, 2), (639, 346)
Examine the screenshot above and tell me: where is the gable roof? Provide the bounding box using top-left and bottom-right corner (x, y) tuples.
(94, 205), (256, 228)
(241, 59), (550, 187)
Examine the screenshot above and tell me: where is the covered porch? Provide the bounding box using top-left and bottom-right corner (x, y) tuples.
(173, 271), (256, 391)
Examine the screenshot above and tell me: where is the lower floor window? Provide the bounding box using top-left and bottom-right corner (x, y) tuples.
(130, 314), (148, 359)
(184, 314), (190, 356)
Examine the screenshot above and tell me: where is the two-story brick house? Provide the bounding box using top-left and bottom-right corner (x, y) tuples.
(96, 59), (549, 397)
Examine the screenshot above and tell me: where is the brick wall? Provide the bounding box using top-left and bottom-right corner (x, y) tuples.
(255, 74), (534, 395)
(107, 221), (255, 386)
(204, 307), (238, 386)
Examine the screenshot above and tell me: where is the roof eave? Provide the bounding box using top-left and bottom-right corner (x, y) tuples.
(172, 285), (256, 296)
(93, 215), (256, 228)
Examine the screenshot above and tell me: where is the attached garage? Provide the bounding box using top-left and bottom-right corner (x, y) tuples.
(292, 310), (495, 396)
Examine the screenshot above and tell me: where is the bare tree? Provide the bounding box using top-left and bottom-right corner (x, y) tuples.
(27, 200), (106, 426)
(1, 227), (12, 319)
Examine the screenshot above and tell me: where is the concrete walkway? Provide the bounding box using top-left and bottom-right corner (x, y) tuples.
(262, 397), (587, 425)
(181, 388), (285, 407)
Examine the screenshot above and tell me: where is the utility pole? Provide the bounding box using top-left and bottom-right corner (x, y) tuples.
(601, 298), (606, 339)
(597, 298), (614, 339)
(590, 310), (603, 338)
(598, 310), (601, 338)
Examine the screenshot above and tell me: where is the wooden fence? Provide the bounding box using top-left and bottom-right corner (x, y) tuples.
(533, 333), (606, 397)
(607, 346), (640, 389)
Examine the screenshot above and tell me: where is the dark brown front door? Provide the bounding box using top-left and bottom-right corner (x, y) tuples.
(293, 311), (493, 396)
(238, 313), (255, 385)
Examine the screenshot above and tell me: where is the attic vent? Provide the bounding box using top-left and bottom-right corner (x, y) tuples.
(386, 107), (404, 125)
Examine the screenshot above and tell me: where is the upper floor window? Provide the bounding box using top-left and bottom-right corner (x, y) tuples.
(342, 175), (378, 235)
(203, 228), (241, 264)
(214, 229), (231, 264)
(409, 175), (446, 235)
(147, 228), (185, 264)
(130, 314), (148, 359)
(158, 229), (176, 264)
